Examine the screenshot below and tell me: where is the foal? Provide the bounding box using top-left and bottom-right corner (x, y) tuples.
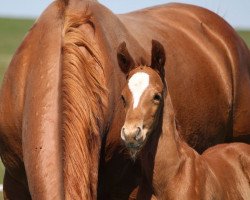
(121, 40), (250, 200)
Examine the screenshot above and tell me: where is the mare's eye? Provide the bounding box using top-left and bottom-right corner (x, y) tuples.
(153, 93), (162, 103)
(121, 95), (126, 107)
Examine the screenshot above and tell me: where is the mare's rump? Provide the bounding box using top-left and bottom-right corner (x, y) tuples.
(119, 3), (250, 152)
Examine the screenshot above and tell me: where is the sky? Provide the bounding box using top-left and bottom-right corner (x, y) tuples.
(0, 0), (250, 29)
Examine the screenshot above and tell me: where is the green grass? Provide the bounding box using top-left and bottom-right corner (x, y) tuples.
(238, 30), (250, 47)
(0, 161), (3, 182)
(0, 18), (34, 82)
(0, 161), (3, 199)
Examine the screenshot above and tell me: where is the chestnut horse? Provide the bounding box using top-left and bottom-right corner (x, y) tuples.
(0, 0), (148, 199)
(0, 0), (250, 199)
(121, 40), (250, 200)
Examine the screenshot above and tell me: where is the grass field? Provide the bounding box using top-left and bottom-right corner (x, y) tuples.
(0, 18), (34, 82)
(238, 30), (250, 47)
(0, 18), (250, 198)
(0, 162), (3, 199)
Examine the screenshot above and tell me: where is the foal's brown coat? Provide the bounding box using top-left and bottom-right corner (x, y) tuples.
(147, 95), (250, 200)
(122, 65), (250, 200)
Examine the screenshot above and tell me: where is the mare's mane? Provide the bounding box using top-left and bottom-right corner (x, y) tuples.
(62, 6), (108, 198)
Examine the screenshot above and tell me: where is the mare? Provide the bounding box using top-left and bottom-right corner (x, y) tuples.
(0, 0), (250, 199)
(120, 40), (250, 200)
(0, 0), (148, 199)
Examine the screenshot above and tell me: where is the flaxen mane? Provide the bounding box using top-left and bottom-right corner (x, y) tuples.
(62, 6), (108, 199)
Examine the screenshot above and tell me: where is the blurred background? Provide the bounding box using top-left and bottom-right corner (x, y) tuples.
(0, 0), (250, 198)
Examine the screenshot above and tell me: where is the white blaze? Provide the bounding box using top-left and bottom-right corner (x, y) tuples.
(128, 72), (149, 109)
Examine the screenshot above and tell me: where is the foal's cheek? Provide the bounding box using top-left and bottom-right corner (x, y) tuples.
(150, 104), (158, 117)
(144, 105), (158, 124)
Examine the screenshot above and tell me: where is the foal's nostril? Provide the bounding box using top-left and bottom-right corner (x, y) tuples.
(136, 127), (141, 135)
(135, 127), (142, 141)
(121, 127), (126, 141)
(121, 126), (143, 142)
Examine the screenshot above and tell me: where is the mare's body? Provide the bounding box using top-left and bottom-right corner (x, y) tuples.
(0, 0), (249, 199)
(118, 3), (250, 151)
(103, 3), (250, 199)
(0, 1), (147, 199)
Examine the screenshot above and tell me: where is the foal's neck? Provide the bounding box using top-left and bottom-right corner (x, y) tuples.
(142, 93), (190, 198)
(154, 93), (183, 176)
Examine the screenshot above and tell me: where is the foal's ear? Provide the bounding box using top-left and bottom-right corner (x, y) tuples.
(151, 40), (166, 78)
(117, 42), (135, 75)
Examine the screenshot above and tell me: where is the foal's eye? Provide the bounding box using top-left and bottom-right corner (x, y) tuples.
(153, 93), (162, 103)
(121, 95), (126, 107)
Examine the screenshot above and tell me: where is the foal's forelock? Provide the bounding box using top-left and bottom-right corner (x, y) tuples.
(128, 72), (150, 109)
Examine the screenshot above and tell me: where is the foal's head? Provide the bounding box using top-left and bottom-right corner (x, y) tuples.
(117, 40), (166, 158)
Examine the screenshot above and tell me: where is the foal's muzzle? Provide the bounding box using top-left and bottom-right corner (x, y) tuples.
(121, 125), (143, 149)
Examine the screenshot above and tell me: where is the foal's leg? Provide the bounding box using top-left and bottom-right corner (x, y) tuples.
(3, 170), (31, 200)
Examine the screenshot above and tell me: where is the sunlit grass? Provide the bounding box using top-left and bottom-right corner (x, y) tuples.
(0, 161), (3, 199)
(0, 161), (4, 183)
(0, 18), (34, 82)
(238, 30), (250, 47)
